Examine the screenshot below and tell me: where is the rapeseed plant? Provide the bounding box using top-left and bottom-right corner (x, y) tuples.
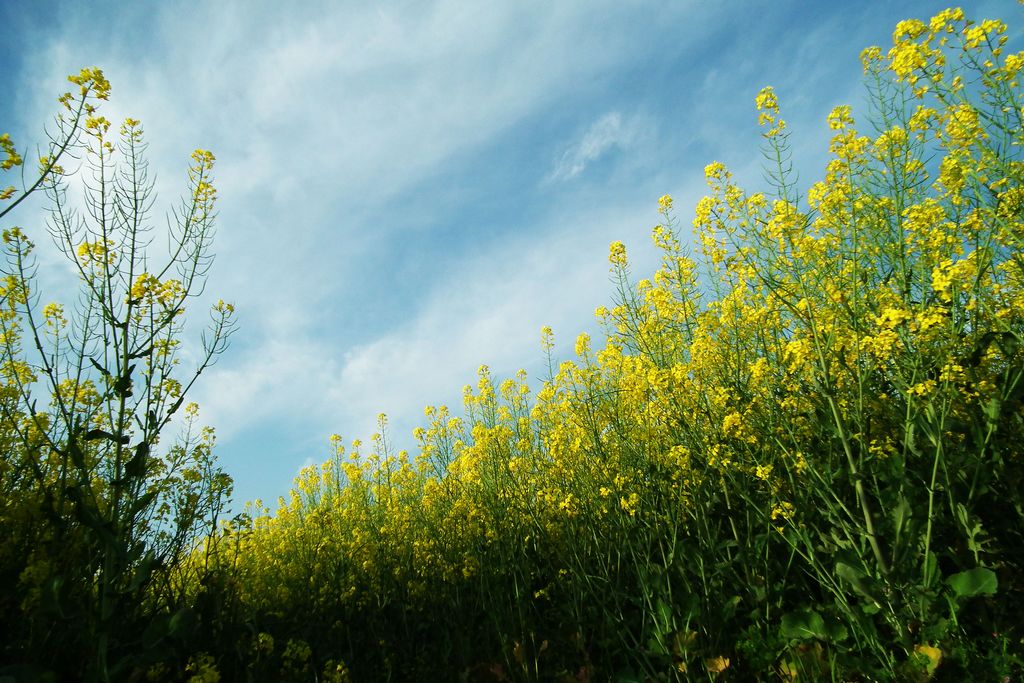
(134, 7), (1024, 680)
(0, 68), (235, 680)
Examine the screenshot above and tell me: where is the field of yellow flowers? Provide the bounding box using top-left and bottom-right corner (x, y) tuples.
(170, 9), (1024, 680)
(3, 7), (1023, 682)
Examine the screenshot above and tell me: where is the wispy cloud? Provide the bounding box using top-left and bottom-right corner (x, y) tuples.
(547, 112), (639, 182)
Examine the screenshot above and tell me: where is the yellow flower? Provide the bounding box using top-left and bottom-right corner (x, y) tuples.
(42, 302), (66, 328)
(703, 161), (726, 181)
(558, 493), (576, 516)
(574, 332), (591, 357)
(876, 307), (912, 329)
(705, 656), (730, 674)
(931, 261), (954, 302)
(77, 239), (117, 266)
(1, 133), (23, 170)
(928, 7), (964, 35)
(827, 105), (853, 130)
(916, 307), (947, 333)
(963, 19), (1006, 50)
(907, 379), (937, 397)
(893, 18), (927, 42)
(914, 644), (943, 675)
(939, 362), (964, 384)
(755, 86), (779, 113)
(944, 104), (985, 147)
(1005, 51), (1024, 74)
(771, 501), (794, 521)
(84, 115), (111, 135)
(541, 325), (555, 351)
(619, 492), (639, 516)
(608, 240), (628, 267)
(160, 378), (182, 398)
(67, 67), (111, 100)
(860, 45), (883, 70)
(722, 412), (743, 437)
(191, 148), (216, 166)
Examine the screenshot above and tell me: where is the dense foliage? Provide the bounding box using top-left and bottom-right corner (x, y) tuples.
(4, 7), (1024, 682)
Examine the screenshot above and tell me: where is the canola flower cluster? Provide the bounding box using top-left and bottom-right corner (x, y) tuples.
(176, 9), (1024, 681)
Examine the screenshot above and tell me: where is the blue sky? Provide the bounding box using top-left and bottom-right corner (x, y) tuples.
(1, 0), (1018, 509)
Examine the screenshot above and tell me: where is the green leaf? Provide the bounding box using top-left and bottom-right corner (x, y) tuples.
(168, 606), (197, 637)
(654, 596), (673, 634)
(41, 576), (65, 617)
(984, 396), (1002, 425)
(915, 408), (940, 447)
(128, 490), (159, 519)
(84, 428), (129, 445)
(905, 425), (922, 457)
(672, 630), (697, 656)
(923, 551), (939, 588)
(835, 561), (883, 607)
(127, 550), (159, 593)
(142, 614), (169, 649)
(123, 441), (150, 479)
(781, 609), (827, 641)
(891, 496), (911, 546)
(646, 636), (668, 656)
(824, 617), (848, 643)
(947, 567), (997, 599)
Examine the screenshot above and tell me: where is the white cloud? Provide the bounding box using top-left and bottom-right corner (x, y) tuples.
(547, 112), (640, 182)
(193, 335), (339, 442)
